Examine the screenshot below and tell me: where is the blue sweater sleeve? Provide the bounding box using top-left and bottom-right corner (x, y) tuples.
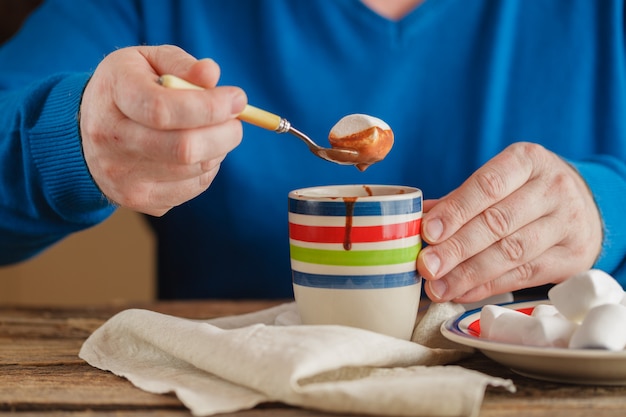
(572, 157), (626, 287)
(0, 72), (116, 264)
(0, 0), (143, 264)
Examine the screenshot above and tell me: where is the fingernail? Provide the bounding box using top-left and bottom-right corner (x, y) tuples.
(422, 251), (441, 277)
(231, 91), (247, 115)
(424, 218), (443, 242)
(428, 279), (447, 301)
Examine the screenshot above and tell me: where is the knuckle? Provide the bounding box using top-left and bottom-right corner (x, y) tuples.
(173, 132), (199, 165)
(497, 233), (526, 263)
(453, 261), (482, 292)
(202, 87), (241, 125)
(441, 196), (473, 227)
(202, 98), (222, 124)
(442, 234), (472, 264)
(474, 167), (507, 201)
(220, 121), (244, 153)
(99, 160), (126, 185)
(549, 170), (578, 198)
(230, 119), (244, 146)
(511, 141), (546, 161)
(87, 129), (109, 148)
(481, 206), (512, 238)
(510, 262), (535, 286)
(570, 240), (597, 260)
(81, 112), (112, 146)
(462, 280), (496, 302)
(143, 94), (172, 129)
(562, 236), (591, 264)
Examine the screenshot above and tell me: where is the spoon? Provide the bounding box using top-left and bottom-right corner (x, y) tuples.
(158, 74), (360, 166)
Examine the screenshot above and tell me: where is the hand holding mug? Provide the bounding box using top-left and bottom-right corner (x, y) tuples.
(418, 142), (603, 303)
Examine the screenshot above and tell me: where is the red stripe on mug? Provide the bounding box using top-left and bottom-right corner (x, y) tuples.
(289, 219), (421, 244)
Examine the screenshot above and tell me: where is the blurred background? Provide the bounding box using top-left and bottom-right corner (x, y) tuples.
(0, 0), (155, 305)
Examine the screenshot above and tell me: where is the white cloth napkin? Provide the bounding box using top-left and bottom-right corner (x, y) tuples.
(79, 301), (515, 417)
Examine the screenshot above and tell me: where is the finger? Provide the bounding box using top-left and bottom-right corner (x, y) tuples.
(461, 158), (601, 298)
(418, 172), (556, 280)
(421, 143), (545, 244)
(119, 153), (224, 183)
(451, 244), (579, 303)
(119, 164), (223, 216)
(142, 45), (209, 82)
(112, 117), (243, 166)
(108, 47), (246, 130)
(425, 214), (563, 302)
(117, 78), (246, 130)
(151, 166), (222, 215)
(139, 45), (222, 88)
(183, 58), (222, 89)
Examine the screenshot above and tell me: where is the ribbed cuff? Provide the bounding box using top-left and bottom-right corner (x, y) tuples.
(28, 73), (115, 224)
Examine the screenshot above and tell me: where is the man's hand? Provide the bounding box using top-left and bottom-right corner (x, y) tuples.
(417, 142), (603, 303)
(80, 45), (247, 216)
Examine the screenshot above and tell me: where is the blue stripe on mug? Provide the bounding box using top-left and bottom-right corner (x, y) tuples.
(292, 270), (420, 289)
(288, 198), (422, 217)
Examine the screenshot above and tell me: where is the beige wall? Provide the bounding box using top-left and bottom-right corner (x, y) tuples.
(0, 209), (155, 306)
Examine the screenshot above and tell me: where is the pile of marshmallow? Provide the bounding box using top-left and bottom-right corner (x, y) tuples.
(480, 269), (626, 350)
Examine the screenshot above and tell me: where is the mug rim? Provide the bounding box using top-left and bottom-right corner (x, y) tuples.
(288, 184), (421, 201)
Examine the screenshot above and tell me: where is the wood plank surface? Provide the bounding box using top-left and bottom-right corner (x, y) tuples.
(2, 301), (626, 417)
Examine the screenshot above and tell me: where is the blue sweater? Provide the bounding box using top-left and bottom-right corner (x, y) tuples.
(2, 0), (626, 299)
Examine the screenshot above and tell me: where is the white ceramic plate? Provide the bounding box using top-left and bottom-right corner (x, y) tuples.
(441, 300), (626, 385)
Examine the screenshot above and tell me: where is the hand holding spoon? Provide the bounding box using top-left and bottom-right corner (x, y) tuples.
(158, 74), (392, 170)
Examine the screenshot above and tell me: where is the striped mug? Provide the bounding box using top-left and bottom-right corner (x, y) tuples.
(288, 184), (422, 340)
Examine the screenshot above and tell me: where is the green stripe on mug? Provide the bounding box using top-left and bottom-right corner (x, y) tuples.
(289, 243), (421, 266)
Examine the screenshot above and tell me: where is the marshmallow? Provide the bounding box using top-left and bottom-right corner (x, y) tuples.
(530, 304), (560, 318)
(479, 305), (516, 339)
(568, 303), (626, 350)
(548, 269), (624, 323)
(479, 270), (626, 351)
(523, 315), (578, 348)
(328, 114), (394, 171)
(484, 309), (535, 345)
(481, 305), (577, 348)
(329, 114), (391, 137)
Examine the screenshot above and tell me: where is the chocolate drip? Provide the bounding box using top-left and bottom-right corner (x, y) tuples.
(342, 197), (357, 251)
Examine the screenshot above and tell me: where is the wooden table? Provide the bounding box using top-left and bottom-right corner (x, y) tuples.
(1, 301), (625, 417)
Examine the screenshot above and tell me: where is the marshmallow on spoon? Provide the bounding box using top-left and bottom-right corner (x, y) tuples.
(568, 303), (626, 350)
(548, 269), (624, 323)
(328, 114), (394, 172)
